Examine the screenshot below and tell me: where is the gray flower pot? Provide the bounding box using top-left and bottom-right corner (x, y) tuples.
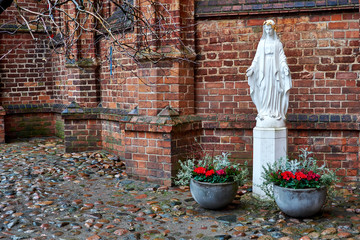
(273, 185), (327, 218)
(190, 179), (238, 210)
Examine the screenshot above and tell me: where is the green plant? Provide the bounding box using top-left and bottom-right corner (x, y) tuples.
(261, 148), (338, 198)
(175, 152), (248, 186)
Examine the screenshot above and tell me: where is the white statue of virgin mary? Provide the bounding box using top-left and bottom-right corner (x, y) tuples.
(246, 20), (292, 128)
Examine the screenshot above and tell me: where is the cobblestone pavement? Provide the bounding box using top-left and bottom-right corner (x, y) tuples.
(0, 137), (359, 240)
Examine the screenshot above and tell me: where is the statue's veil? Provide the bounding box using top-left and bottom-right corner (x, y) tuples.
(260, 19), (279, 40)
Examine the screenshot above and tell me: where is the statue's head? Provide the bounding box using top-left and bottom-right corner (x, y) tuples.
(262, 19), (278, 40)
(263, 19), (276, 28)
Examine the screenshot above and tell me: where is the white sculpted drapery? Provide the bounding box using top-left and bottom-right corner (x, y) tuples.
(246, 20), (292, 128)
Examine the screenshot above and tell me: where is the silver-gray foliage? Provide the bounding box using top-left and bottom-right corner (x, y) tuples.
(175, 153), (248, 186)
(260, 148), (338, 199)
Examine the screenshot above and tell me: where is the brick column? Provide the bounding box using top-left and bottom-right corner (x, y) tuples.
(62, 101), (102, 152)
(125, 116), (202, 186)
(137, 0), (196, 116)
(65, 64), (100, 108)
(125, 0), (198, 185)
(61, 2), (101, 153)
(63, 1), (100, 108)
(138, 61), (195, 116)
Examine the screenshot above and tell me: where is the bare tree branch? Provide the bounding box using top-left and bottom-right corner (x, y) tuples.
(1, 0), (196, 87)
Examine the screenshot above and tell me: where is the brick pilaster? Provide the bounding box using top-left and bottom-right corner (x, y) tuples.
(63, 1), (99, 108)
(62, 102), (102, 152)
(125, 0), (198, 185)
(137, 0), (196, 116)
(65, 64), (100, 108)
(138, 61), (195, 116)
(124, 115), (201, 186)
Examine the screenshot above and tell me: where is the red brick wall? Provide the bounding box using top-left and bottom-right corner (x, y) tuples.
(194, 10), (359, 181)
(0, 104), (65, 141)
(288, 129), (359, 182)
(0, 0), (47, 23)
(137, 61), (195, 116)
(125, 122), (174, 185)
(0, 0), (359, 185)
(196, 0), (358, 17)
(0, 33), (54, 105)
(0, 1), (54, 106)
(0, 1), (101, 109)
(65, 67), (100, 108)
(172, 121), (202, 159)
(0, 1), (59, 142)
(195, 13), (359, 115)
(63, 117), (102, 152)
(102, 119), (125, 158)
(52, 54), (70, 105)
(201, 126), (253, 165)
(5, 112), (56, 140)
(125, 118), (202, 186)
(97, 37), (138, 111)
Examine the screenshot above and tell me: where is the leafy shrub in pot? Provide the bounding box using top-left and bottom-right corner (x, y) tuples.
(175, 153), (248, 209)
(261, 148), (338, 217)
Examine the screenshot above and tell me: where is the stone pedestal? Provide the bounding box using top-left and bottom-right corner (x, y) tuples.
(253, 127), (287, 198)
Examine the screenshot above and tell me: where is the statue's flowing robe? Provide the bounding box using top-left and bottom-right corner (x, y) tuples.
(248, 39), (292, 120)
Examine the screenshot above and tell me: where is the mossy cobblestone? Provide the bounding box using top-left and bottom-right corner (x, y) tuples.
(0, 137), (359, 239)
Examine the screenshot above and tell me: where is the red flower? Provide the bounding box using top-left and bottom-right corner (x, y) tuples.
(216, 169), (226, 176)
(295, 171), (307, 181)
(205, 169), (215, 177)
(281, 171), (295, 181)
(306, 171), (321, 181)
(307, 171), (314, 180)
(194, 167), (206, 175)
(314, 173), (320, 181)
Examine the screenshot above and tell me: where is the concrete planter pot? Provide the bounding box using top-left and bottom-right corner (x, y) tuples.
(190, 179), (238, 210)
(273, 185), (327, 218)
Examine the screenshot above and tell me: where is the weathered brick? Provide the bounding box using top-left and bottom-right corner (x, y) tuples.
(334, 56), (356, 63)
(328, 22), (348, 29)
(336, 72), (358, 79)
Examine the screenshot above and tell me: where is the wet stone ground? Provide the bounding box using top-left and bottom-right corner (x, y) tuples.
(0, 137), (359, 240)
